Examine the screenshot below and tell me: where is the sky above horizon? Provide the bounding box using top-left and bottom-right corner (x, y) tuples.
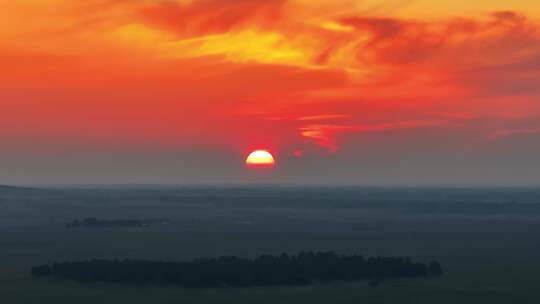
(1, 0), (540, 185)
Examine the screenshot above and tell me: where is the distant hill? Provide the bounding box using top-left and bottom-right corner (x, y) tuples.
(0, 184), (35, 190)
(0, 185), (46, 194)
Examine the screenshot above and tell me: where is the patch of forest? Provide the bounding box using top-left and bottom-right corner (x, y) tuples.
(31, 251), (443, 287)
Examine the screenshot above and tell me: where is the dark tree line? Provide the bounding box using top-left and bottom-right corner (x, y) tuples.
(66, 218), (169, 228)
(31, 251), (443, 287)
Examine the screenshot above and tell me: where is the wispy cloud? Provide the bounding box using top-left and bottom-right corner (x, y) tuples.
(297, 114), (351, 121)
(300, 120), (444, 152)
(489, 127), (540, 140)
(425, 112), (477, 120)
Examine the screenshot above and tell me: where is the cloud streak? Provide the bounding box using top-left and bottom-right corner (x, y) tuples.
(489, 127), (540, 140)
(300, 120), (445, 153)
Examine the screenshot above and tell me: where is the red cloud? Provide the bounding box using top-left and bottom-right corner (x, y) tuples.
(138, 0), (286, 37)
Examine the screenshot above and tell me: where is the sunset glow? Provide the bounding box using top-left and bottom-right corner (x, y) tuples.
(1, 0), (540, 184)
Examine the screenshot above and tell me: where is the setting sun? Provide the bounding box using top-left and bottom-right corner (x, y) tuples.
(245, 150), (276, 168)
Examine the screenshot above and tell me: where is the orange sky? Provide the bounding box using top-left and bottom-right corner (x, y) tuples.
(1, 0), (540, 183)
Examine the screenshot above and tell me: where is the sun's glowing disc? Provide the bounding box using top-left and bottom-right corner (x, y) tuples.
(245, 150), (276, 168)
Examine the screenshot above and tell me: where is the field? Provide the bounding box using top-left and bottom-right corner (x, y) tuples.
(1, 186), (540, 303)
